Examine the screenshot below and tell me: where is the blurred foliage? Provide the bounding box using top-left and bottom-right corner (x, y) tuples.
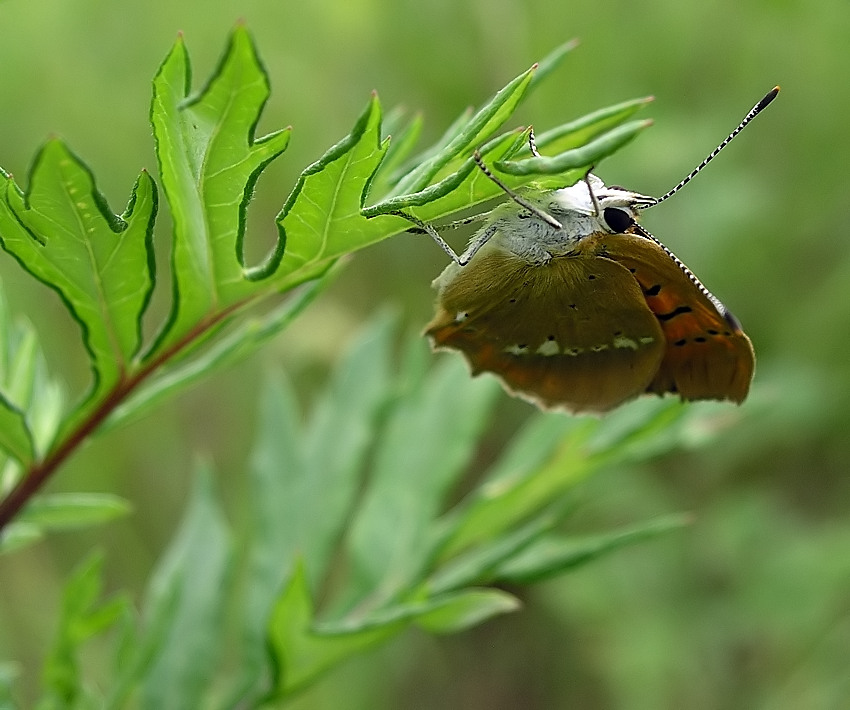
(0, 0), (848, 708)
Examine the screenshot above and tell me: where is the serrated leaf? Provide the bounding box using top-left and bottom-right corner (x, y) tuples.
(0, 146), (156, 421)
(150, 26), (292, 350)
(140, 464), (231, 710)
(17, 493), (131, 530)
(271, 95), (391, 291)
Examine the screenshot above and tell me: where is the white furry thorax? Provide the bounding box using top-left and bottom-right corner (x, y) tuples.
(433, 175), (657, 293)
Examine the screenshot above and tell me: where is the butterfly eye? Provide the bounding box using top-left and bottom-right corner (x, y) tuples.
(603, 207), (634, 233)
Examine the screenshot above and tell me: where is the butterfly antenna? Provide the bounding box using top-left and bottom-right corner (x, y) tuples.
(527, 126), (542, 157)
(639, 86), (779, 209)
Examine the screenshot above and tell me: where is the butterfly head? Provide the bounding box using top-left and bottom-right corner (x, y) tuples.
(544, 175), (656, 236)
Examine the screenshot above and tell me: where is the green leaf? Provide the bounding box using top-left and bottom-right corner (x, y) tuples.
(344, 352), (501, 609)
(271, 94), (390, 291)
(16, 493), (131, 530)
(36, 553), (129, 709)
(494, 514), (693, 584)
(0, 521), (43, 555)
(427, 513), (558, 596)
(526, 39), (580, 91)
(493, 118), (651, 176)
(0, 661), (19, 709)
(0, 394), (32, 467)
(384, 106), (474, 190)
(139, 464), (232, 710)
(364, 108), (651, 228)
(388, 63), (537, 198)
(363, 130), (523, 220)
(150, 26), (292, 350)
(103, 259), (342, 433)
(264, 567), (516, 699)
(0, 286), (63, 465)
(414, 588), (520, 634)
(434, 415), (594, 561)
(530, 97), (653, 156)
(232, 313), (395, 703)
(368, 108), (423, 198)
(297, 311), (397, 589)
(0, 147), (156, 420)
(265, 563), (400, 700)
(584, 397), (690, 467)
(378, 40), (578, 201)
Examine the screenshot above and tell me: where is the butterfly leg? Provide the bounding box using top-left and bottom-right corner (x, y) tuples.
(390, 210), (499, 266)
(390, 210), (467, 264)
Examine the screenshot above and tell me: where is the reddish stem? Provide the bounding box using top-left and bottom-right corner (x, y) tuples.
(0, 305), (241, 533)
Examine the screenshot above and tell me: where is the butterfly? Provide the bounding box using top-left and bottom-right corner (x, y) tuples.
(397, 87), (778, 414)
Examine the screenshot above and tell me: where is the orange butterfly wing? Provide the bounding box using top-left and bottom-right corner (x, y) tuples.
(597, 230), (754, 403)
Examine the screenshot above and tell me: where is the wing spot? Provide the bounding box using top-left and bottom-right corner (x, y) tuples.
(536, 339), (560, 356)
(504, 344), (530, 356)
(613, 335), (639, 350)
(644, 284), (662, 296)
(674, 339), (687, 347)
(656, 305), (693, 322)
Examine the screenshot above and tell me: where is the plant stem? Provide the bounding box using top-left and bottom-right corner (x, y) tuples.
(0, 305), (241, 533)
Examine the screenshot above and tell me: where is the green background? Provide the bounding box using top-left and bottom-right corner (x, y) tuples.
(1, 0), (848, 707)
